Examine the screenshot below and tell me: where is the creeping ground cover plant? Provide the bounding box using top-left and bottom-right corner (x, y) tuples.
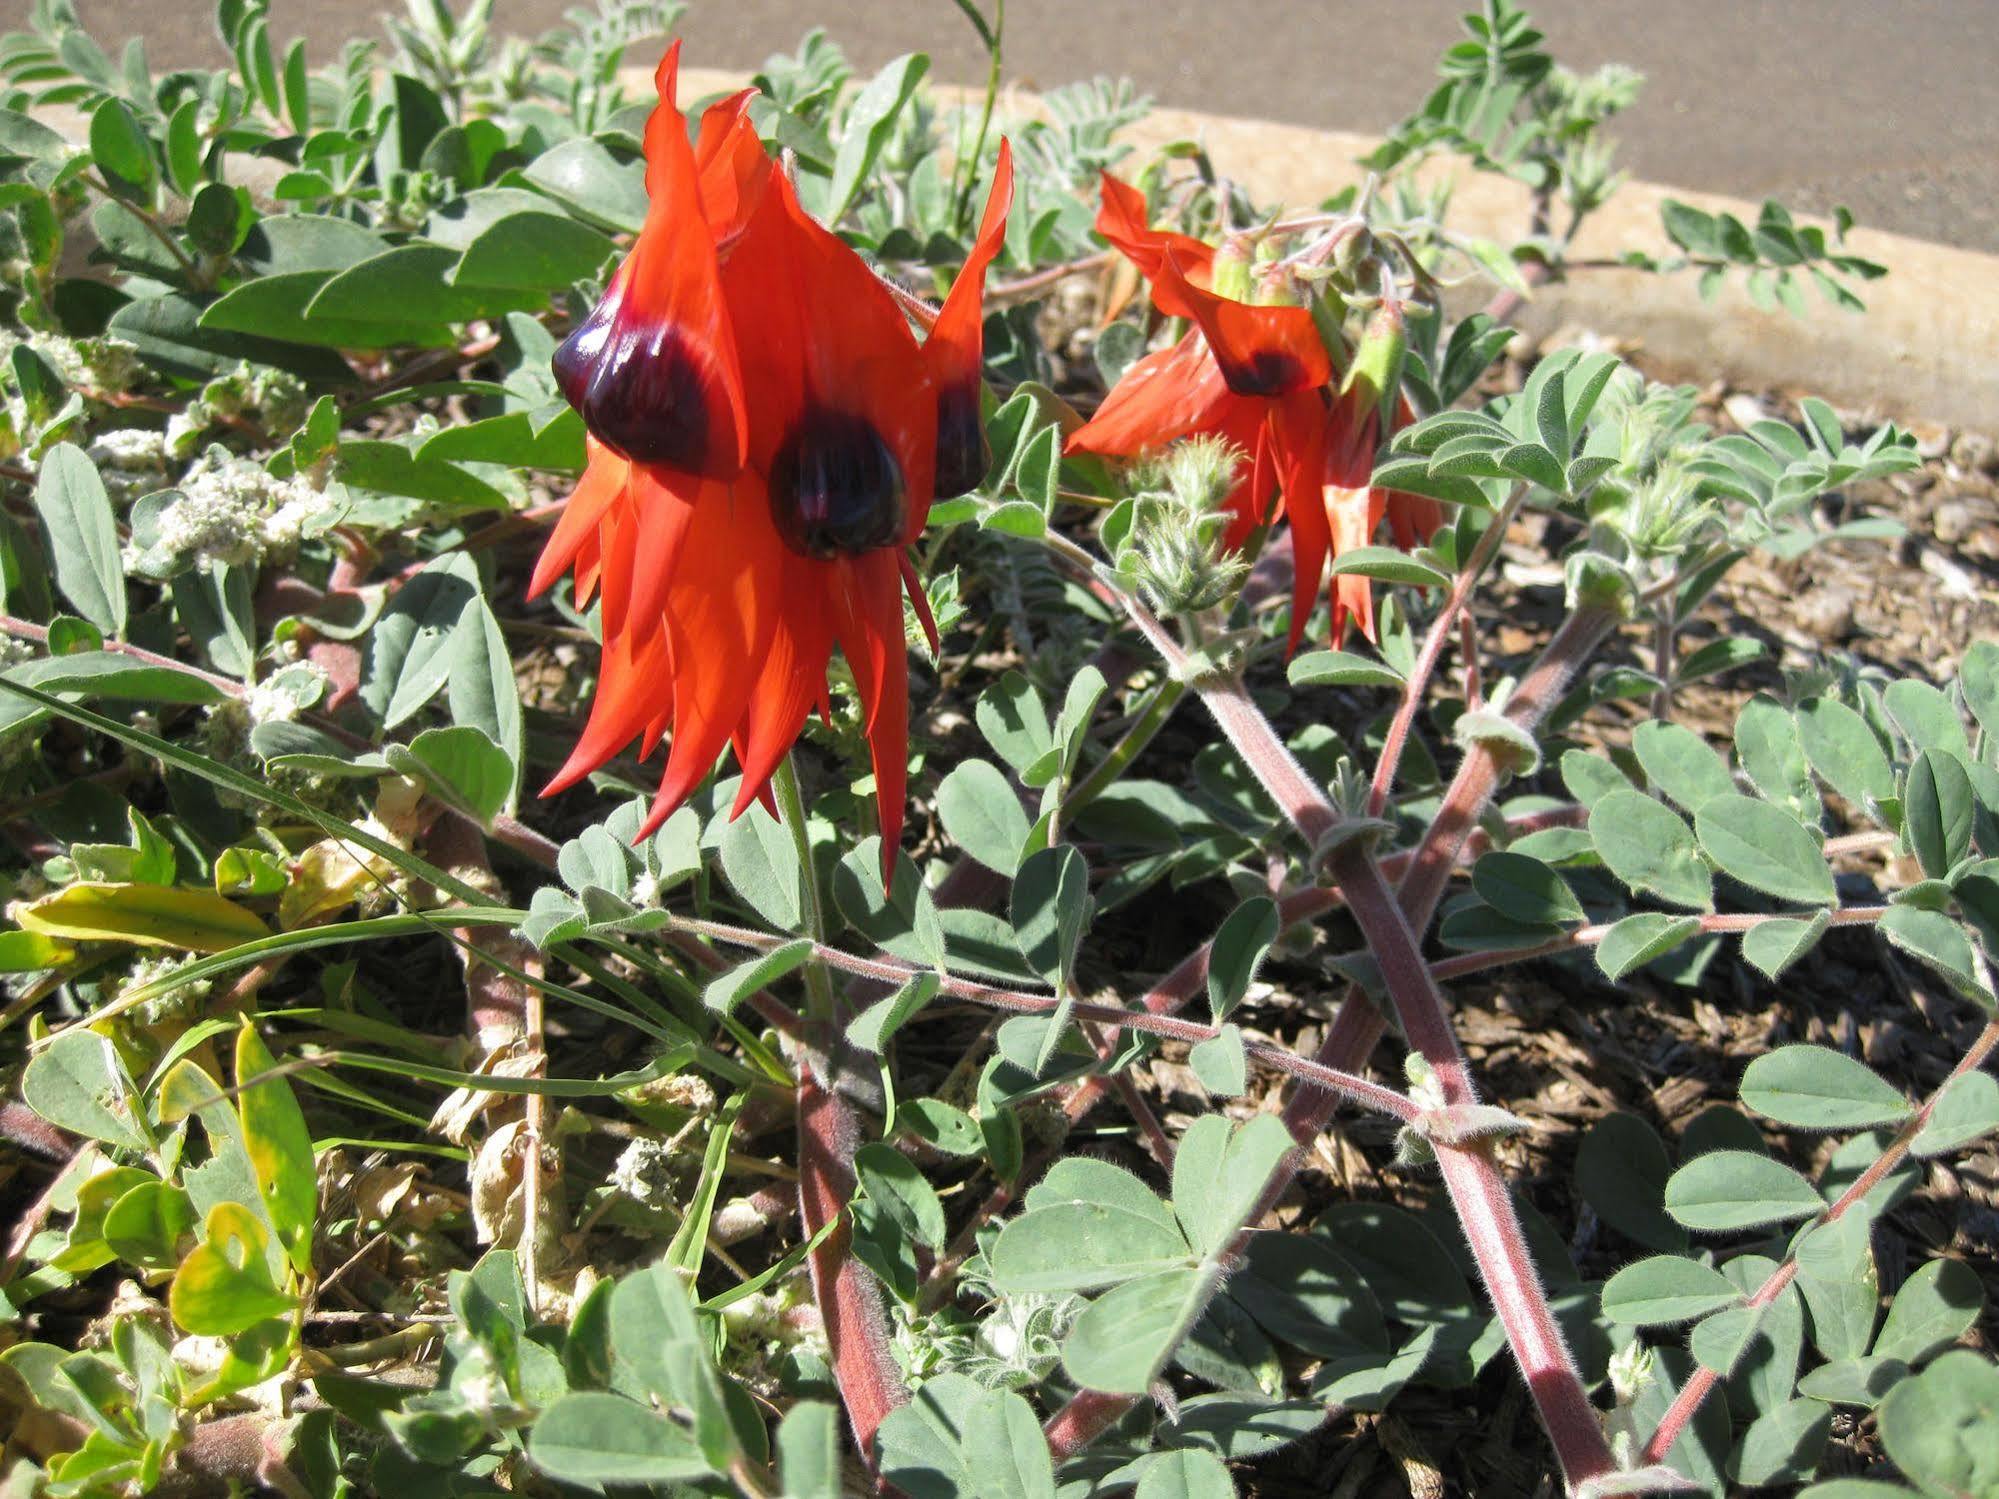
(0, 0), (1992, 1495)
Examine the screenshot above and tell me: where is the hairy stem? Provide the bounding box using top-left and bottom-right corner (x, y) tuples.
(1641, 1017), (1999, 1467)
(1065, 676), (1188, 816)
(1369, 488), (1526, 816)
(1331, 848), (1617, 1489)
(797, 1077), (907, 1458)
(666, 913), (1414, 1119)
(773, 755), (839, 1025)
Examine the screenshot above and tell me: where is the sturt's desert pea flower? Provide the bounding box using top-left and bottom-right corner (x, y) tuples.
(1069, 172), (1442, 647)
(532, 42), (1013, 869)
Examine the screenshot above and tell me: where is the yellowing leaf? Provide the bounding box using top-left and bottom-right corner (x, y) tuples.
(279, 837), (394, 930)
(234, 1024), (318, 1275)
(16, 882), (269, 953)
(169, 1200), (297, 1337)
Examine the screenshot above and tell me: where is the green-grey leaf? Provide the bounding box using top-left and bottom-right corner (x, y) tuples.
(1905, 750), (1975, 881)
(34, 445), (126, 635)
(1739, 1045), (1911, 1130)
(1010, 844), (1091, 990)
(855, 1141), (947, 1249)
(1062, 1268), (1209, 1395)
(826, 53), (930, 221)
(1590, 791), (1712, 910)
(21, 1028), (148, 1152)
(1207, 895), (1279, 1021)
(1171, 1113), (1292, 1259)
(1663, 1150), (1824, 1232)
(1911, 1070), (1999, 1159)
(1601, 1256), (1742, 1327)
(1633, 721), (1737, 812)
(936, 759), (1030, 873)
(1795, 697), (1894, 809)
(1742, 911), (1831, 981)
(1872, 1258), (1985, 1365)
(989, 1200), (1189, 1294)
(702, 940), (815, 1016)
(718, 804), (806, 933)
(1595, 913), (1703, 981)
(527, 1392), (714, 1485)
(1695, 794), (1835, 907)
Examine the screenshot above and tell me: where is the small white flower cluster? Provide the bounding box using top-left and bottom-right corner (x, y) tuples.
(608, 1135), (682, 1208)
(121, 951), (213, 1026)
(86, 425), (170, 506)
(163, 364), (310, 461)
(243, 660), (326, 727)
(131, 446), (334, 575)
(20, 330), (143, 395)
(0, 330), (141, 464)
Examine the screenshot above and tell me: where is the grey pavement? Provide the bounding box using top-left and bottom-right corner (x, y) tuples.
(46, 0), (1999, 253)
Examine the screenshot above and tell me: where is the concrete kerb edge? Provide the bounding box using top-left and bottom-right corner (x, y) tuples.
(34, 65), (1994, 431)
(675, 65), (1997, 432)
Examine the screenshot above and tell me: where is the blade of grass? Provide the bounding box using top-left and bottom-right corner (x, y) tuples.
(315, 1046), (697, 1097)
(667, 1091), (748, 1275)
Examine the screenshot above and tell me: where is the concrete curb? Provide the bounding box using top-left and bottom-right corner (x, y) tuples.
(1119, 104), (1997, 432)
(36, 66), (1996, 430)
(675, 67), (1995, 431)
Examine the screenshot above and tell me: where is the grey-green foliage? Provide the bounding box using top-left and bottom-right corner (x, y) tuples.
(1363, 0), (1881, 312)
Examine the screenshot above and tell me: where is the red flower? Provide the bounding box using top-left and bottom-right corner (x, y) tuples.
(532, 43), (1013, 862)
(1071, 173), (1441, 647)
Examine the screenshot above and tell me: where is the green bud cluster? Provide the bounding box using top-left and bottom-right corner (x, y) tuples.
(1112, 434), (1251, 619)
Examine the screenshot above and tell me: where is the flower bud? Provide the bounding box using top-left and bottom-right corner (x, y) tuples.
(1114, 435), (1250, 618)
(1339, 300), (1408, 431)
(1209, 237), (1255, 304)
(1564, 551), (1635, 616)
(1332, 224), (1376, 280)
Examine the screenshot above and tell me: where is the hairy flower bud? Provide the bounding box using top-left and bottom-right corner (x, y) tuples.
(1565, 551), (1635, 616)
(1208, 238), (1255, 303)
(1340, 300), (1409, 431)
(1114, 435), (1251, 618)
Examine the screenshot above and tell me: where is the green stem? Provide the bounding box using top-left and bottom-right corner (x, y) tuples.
(951, 0), (1005, 231)
(1065, 676), (1187, 815)
(772, 754), (838, 1024)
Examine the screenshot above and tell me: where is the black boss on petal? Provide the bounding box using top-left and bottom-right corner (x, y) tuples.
(933, 381), (989, 499)
(1219, 347), (1306, 398)
(770, 409), (906, 560)
(554, 303), (711, 472)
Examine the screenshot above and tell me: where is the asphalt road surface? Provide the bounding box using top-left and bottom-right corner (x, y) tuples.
(47, 0), (1999, 252)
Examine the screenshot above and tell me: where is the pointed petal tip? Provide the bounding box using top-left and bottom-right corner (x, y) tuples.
(653, 36), (683, 105)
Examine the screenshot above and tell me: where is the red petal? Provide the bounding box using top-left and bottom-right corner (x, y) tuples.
(1153, 247), (1332, 398)
(1067, 332), (1259, 457)
(529, 438), (626, 599)
(928, 140), (1014, 377)
(693, 87), (770, 235)
(731, 550), (835, 815)
(899, 552), (939, 658)
(1326, 483), (1380, 647)
(640, 478), (790, 832)
(554, 40), (748, 479)
(1268, 389), (1332, 654)
(829, 549), (912, 869)
(1096, 171), (1213, 281)
(927, 141), (1014, 499)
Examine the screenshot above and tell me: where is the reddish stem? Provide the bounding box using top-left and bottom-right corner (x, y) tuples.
(1396, 602), (1622, 933)
(1041, 1389), (1131, 1456)
(1330, 848), (1618, 1489)
(1641, 1017), (1999, 1466)
(1368, 488), (1524, 817)
(797, 1076), (907, 1460)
